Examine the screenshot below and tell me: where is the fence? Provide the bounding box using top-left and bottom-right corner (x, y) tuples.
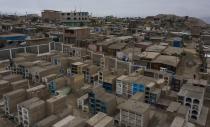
(0, 42), (147, 75)
(0, 42), (57, 60)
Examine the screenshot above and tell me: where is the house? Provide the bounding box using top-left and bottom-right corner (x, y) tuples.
(63, 27), (90, 45)
(108, 42), (127, 56)
(135, 51), (160, 68)
(116, 47), (142, 61)
(88, 87), (117, 115)
(151, 55), (180, 73)
(96, 38), (117, 53)
(117, 99), (150, 127)
(178, 84), (205, 121)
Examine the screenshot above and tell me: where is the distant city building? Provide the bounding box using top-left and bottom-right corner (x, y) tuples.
(41, 10), (90, 26)
(41, 10), (61, 22)
(60, 11), (90, 27)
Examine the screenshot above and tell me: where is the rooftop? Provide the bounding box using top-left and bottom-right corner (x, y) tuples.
(29, 66), (46, 74)
(137, 76), (156, 84)
(92, 87), (116, 103)
(46, 95), (66, 103)
(121, 75), (140, 83)
(103, 74), (118, 83)
(170, 116), (185, 127)
(0, 33), (26, 38)
(120, 47), (142, 54)
(53, 115), (75, 127)
(96, 38), (116, 46)
(116, 75), (128, 81)
(167, 101), (181, 112)
(152, 55), (180, 67)
(27, 100), (45, 110)
(94, 116), (113, 127)
(116, 36), (133, 41)
(36, 115), (58, 127)
(138, 51), (160, 60)
(26, 85), (46, 92)
(18, 97), (40, 107)
(118, 99), (150, 115)
(146, 45), (167, 53)
(4, 88), (25, 97)
(65, 27), (89, 30)
(173, 37), (182, 41)
(108, 42), (127, 50)
(72, 62), (84, 66)
(136, 41), (153, 46)
(163, 47), (183, 56)
(187, 79), (208, 87)
(178, 84), (205, 99)
(86, 112), (107, 126)
(2, 74), (22, 81)
(0, 80), (9, 85)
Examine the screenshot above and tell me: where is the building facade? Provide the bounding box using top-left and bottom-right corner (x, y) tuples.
(117, 99), (150, 127)
(41, 10), (61, 22)
(178, 84), (205, 120)
(63, 27), (90, 44)
(60, 12), (90, 26)
(42, 10), (90, 26)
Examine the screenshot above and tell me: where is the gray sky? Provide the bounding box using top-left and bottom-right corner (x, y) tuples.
(0, 0), (210, 18)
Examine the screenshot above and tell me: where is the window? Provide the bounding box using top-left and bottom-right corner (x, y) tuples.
(186, 98), (192, 103)
(66, 30), (74, 34)
(193, 99), (200, 104)
(192, 110), (198, 115)
(67, 13), (70, 15)
(67, 17), (70, 20)
(191, 115), (197, 120)
(185, 103), (191, 107)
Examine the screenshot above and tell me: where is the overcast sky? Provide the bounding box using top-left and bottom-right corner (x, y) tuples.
(0, 0), (210, 18)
